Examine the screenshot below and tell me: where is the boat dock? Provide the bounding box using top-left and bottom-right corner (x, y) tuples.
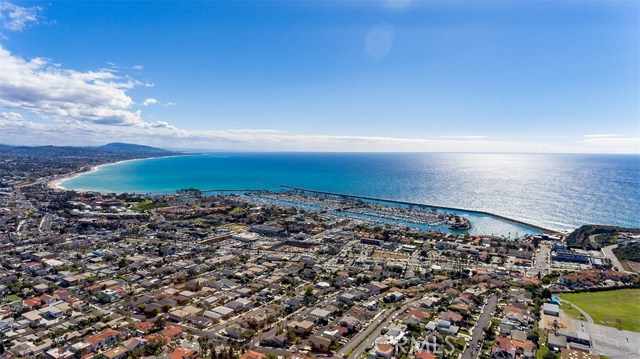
(280, 185), (555, 234)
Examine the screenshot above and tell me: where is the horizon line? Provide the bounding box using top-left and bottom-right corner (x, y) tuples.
(2, 142), (639, 156)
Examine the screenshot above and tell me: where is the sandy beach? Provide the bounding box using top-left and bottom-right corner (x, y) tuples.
(47, 164), (99, 190)
(47, 155), (187, 191)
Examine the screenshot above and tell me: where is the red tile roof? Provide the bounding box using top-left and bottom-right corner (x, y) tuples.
(23, 297), (41, 307)
(166, 347), (198, 359)
(162, 325), (183, 339)
(136, 321), (153, 333)
(439, 311), (463, 322)
(240, 350), (266, 359)
(143, 334), (168, 343)
(84, 329), (120, 345)
(377, 344), (394, 356)
(415, 350), (437, 359)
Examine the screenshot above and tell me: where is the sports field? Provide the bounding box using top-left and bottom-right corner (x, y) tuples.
(559, 288), (640, 332)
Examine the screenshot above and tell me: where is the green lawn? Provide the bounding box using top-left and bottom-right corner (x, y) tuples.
(130, 200), (162, 211)
(6, 294), (21, 302)
(559, 302), (587, 321)
(559, 289), (640, 332)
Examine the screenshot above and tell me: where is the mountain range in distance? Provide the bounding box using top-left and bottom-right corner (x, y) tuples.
(0, 142), (177, 157)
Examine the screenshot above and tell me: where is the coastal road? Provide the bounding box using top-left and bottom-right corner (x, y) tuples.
(602, 245), (630, 274)
(461, 294), (497, 359)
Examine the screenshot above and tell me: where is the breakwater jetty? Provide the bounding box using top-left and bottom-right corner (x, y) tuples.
(200, 189), (261, 193)
(280, 185), (555, 234)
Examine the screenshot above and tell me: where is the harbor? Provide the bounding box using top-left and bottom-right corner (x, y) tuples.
(278, 185), (553, 235)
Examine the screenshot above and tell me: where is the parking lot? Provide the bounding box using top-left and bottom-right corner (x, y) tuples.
(541, 306), (640, 359)
(576, 320), (640, 359)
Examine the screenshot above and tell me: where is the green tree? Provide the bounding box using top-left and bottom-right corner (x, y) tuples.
(153, 316), (165, 331)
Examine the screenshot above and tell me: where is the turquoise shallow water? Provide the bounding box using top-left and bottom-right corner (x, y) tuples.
(61, 152), (640, 234)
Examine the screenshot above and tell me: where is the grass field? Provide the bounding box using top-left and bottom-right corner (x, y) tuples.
(559, 288), (640, 332)
(130, 199), (162, 211)
(559, 301), (588, 321)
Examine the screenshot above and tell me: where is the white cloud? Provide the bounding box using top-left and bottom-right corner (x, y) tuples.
(0, 44), (162, 127)
(142, 98), (159, 106)
(0, 112), (189, 146)
(132, 65), (144, 70)
(0, 1), (41, 32)
(0, 111), (51, 135)
(583, 134), (618, 138)
(577, 134), (640, 151)
(224, 129), (283, 134)
(439, 135), (488, 139)
(2, 111), (639, 153)
(0, 110), (21, 121)
(183, 131), (518, 152)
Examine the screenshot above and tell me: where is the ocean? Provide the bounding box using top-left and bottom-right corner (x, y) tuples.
(60, 152), (640, 234)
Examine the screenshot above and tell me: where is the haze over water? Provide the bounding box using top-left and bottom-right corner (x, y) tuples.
(62, 153), (640, 232)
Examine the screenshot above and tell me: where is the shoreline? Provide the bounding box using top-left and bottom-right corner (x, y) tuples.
(47, 165), (98, 191)
(47, 154), (189, 191)
(46, 155), (614, 235)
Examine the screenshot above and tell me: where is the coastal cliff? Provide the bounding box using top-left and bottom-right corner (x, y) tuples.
(566, 224), (640, 249)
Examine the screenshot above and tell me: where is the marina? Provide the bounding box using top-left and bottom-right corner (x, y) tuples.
(248, 189), (543, 238)
(279, 185), (552, 234)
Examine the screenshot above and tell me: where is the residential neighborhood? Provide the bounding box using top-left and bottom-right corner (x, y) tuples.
(0, 151), (639, 359)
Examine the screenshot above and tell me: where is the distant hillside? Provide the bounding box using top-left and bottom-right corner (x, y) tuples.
(566, 225), (640, 249)
(0, 143), (176, 157)
(0, 143), (180, 180)
(92, 142), (175, 155)
(614, 243), (640, 262)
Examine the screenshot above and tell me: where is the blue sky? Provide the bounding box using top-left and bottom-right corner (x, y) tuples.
(0, 0), (638, 152)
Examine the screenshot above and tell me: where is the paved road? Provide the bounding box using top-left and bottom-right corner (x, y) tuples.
(335, 308), (391, 358)
(461, 294), (497, 359)
(560, 298), (593, 323)
(602, 245), (630, 274)
(533, 245), (551, 276)
(338, 299), (419, 359)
